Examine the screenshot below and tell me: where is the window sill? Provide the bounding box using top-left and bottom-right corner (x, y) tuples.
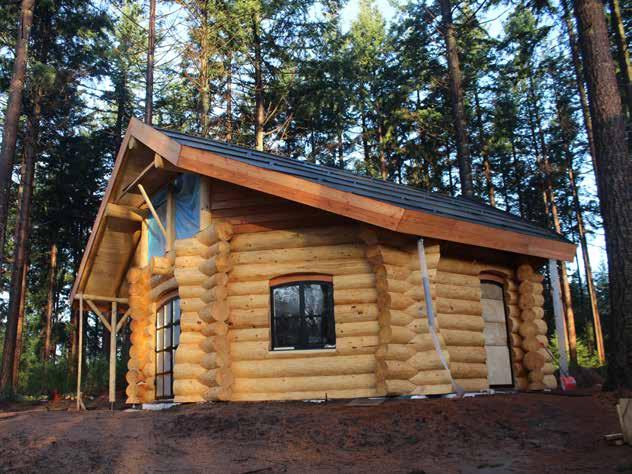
(266, 348), (336, 358)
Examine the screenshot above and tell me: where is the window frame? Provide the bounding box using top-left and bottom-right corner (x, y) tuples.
(270, 276), (335, 351)
(155, 297), (181, 400)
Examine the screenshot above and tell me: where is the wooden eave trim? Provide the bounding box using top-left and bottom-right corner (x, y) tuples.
(176, 144), (576, 262)
(70, 118), (181, 303)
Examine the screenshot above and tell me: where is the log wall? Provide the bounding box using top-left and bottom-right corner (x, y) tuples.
(227, 225), (380, 401)
(362, 231), (452, 396)
(435, 257), (488, 392)
(125, 266), (156, 403)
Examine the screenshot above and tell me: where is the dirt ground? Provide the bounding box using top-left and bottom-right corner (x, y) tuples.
(0, 392), (630, 473)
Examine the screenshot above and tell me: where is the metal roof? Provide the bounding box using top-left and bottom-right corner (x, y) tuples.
(159, 128), (570, 245)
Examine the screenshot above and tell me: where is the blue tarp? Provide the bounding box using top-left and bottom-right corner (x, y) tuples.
(147, 173), (200, 258)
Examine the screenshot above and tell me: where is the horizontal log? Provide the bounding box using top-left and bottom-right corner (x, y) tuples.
(230, 226), (360, 252)
(233, 373), (375, 394)
(178, 286), (205, 300)
(379, 379), (415, 395)
(180, 298), (205, 314)
(336, 321), (379, 338)
(437, 313), (485, 332)
(448, 346), (487, 363)
(335, 303), (379, 323)
(179, 332), (206, 345)
(377, 360), (416, 380)
(521, 336), (544, 353)
(366, 245), (412, 267)
(456, 378), (489, 392)
(441, 329), (485, 347)
(198, 369), (218, 387)
(230, 388), (377, 402)
(229, 259), (372, 281)
(204, 321), (228, 336)
(332, 288), (379, 306)
(386, 309), (415, 327)
(435, 271), (480, 288)
(518, 293), (545, 309)
(227, 280), (268, 296)
(173, 346), (205, 364)
(173, 363), (205, 380)
(228, 328), (268, 343)
(410, 369), (452, 386)
(232, 244), (365, 266)
(230, 308), (269, 329)
(435, 283), (481, 302)
(180, 312), (204, 332)
(378, 292), (415, 311)
(150, 255), (174, 276)
(173, 379), (207, 397)
(519, 281), (544, 295)
(231, 355), (376, 378)
(450, 362), (487, 379)
(375, 344), (416, 361)
(174, 237), (207, 256)
(333, 273), (376, 290)
(377, 264), (414, 282)
(435, 298), (482, 316)
(407, 349), (445, 370)
(227, 294), (268, 310)
(174, 255), (205, 269)
(174, 268), (206, 286)
(201, 353), (218, 370)
(437, 258), (480, 276)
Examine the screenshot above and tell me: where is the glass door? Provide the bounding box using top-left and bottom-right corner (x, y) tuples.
(155, 298), (181, 399)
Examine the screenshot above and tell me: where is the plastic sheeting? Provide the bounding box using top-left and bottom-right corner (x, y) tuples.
(147, 173), (200, 259)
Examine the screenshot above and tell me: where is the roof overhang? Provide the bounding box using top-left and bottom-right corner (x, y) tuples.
(71, 118), (576, 303)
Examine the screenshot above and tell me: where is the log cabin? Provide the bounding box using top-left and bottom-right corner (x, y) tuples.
(70, 118), (576, 405)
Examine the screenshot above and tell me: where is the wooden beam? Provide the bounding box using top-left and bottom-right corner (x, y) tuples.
(106, 203), (147, 222)
(76, 296), (84, 410)
(109, 301), (117, 405)
(121, 162), (154, 197)
(75, 293), (128, 304)
(166, 186), (175, 252)
(138, 183), (168, 240)
(116, 308), (132, 333)
(199, 177), (212, 228)
(84, 299), (112, 332)
(154, 152), (180, 172)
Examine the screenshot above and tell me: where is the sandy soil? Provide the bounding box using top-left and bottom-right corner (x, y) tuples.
(0, 392), (630, 473)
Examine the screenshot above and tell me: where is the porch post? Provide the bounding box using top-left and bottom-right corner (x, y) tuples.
(109, 301), (117, 406)
(76, 295), (84, 410)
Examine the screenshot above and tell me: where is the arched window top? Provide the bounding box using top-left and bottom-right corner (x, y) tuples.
(270, 275), (335, 351)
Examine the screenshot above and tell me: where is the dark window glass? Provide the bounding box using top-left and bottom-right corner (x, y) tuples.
(271, 281), (335, 350)
(155, 298), (180, 399)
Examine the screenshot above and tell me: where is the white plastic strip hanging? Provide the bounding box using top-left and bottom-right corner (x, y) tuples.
(417, 239), (464, 396)
(548, 259), (569, 376)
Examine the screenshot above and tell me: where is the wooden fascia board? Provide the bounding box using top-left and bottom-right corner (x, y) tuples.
(397, 209), (576, 261)
(70, 119), (181, 303)
(177, 146), (405, 231)
(177, 144), (576, 262)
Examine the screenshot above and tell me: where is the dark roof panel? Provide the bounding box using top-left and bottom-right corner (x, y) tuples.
(159, 128), (570, 244)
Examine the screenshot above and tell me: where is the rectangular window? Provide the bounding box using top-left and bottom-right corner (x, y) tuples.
(155, 298), (181, 399)
(271, 280), (335, 350)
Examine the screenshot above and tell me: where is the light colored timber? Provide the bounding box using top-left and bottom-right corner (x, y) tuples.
(233, 373), (376, 394)
(229, 226), (360, 252)
(85, 299), (112, 332)
(230, 388), (377, 402)
(231, 244), (365, 266)
(138, 183), (167, 239)
(231, 355), (376, 378)
(229, 260), (373, 281)
(197, 222), (233, 246)
(106, 203), (147, 222)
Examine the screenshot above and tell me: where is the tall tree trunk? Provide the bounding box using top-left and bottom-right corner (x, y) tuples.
(561, 0), (598, 172)
(113, 72), (127, 157)
(144, 0), (156, 125)
(0, 0), (35, 273)
(527, 82), (578, 362)
(225, 52), (233, 142)
(199, 5), (211, 136)
(376, 111), (387, 179)
(574, 0), (632, 387)
(337, 129), (344, 169)
(361, 110), (370, 168)
(12, 258), (28, 388)
(608, 0), (632, 117)
(43, 243), (58, 361)
(253, 13), (264, 151)
(474, 85), (495, 206)
(0, 93), (39, 395)
(556, 97), (606, 363)
(439, 0), (473, 198)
